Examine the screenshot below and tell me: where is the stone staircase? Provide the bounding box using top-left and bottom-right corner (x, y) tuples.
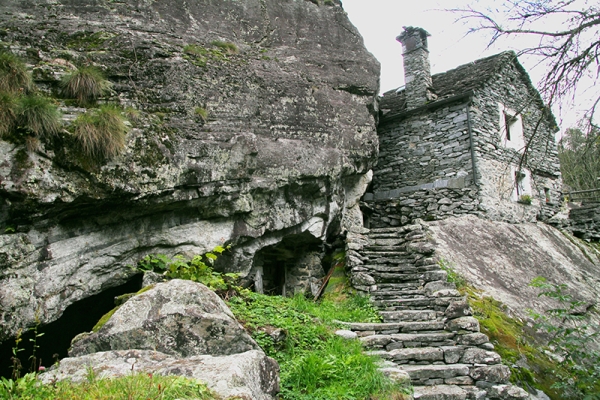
(345, 223), (531, 400)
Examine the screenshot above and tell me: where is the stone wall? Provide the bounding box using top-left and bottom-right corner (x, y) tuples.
(566, 203), (600, 242)
(363, 188), (482, 229)
(469, 60), (562, 222)
(374, 100), (475, 192)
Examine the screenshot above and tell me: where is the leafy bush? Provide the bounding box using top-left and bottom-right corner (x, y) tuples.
(0, 51), (32, 94)
(529, 277), (600, 399)
(61, 66), (112, 106)
(136, 246), (238, 295)
(72, 104), (128, 159)
(17, 94), (62, 138)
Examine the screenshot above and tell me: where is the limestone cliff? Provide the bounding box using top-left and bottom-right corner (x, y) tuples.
(0, 0), (380, 341)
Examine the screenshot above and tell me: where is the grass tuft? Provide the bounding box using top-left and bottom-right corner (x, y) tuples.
(0, 91), (19, 137)
(210, 40), (238, 54)
(17, 94), (62, 137)
(72, 104), (128, 160)
(0, 51), (32, 94)
(61, 66), (112, 106)
(195, 107), (208, 122)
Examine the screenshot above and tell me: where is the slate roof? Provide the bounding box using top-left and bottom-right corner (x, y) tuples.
(380, 51), (523, 120)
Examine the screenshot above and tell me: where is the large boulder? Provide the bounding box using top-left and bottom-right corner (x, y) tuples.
(0, 0), (379, 340)
(42, 280), (280, 399)
(70, 279), (258, 357)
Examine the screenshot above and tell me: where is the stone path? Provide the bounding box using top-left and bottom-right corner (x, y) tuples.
(345, 224), (531, 400)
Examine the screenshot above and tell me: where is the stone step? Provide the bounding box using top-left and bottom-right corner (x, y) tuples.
(371, 289), (463, 301)
(400, 364), (472, 385)
(412, 384), (479, 400)
(379, 310), (444, 322)
(361, 264), (440, 273)
(373, 297), (462, 311)
(362, 250), (410, 258)
(371, 271), (447, 283)
(368, 227), (407, 234)
(361, 332), (457, 349)
(340, 320), (446, 334)
(368, 238), (407, 247)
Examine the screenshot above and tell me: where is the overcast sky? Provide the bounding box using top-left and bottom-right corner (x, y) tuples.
(340, 0), (587, 131)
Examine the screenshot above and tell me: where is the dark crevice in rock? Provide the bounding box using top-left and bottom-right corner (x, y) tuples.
(0, 274), (143, 378)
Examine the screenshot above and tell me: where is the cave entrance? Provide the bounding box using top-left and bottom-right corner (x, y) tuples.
(253, 232), (325, 297)
(0, 274), (143, 378)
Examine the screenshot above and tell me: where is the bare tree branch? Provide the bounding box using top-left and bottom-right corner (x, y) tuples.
(451, 0), (600, 129)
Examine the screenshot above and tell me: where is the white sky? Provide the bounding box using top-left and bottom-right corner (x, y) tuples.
(340, 0), (589, 132)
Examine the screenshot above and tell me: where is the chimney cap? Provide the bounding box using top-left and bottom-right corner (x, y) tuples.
(396, 26), (431, 50)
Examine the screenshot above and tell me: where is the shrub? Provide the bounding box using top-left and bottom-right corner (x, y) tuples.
(0, 51), (32, 94)
(529, 277), (600, 399)
(61, 66), (111, 106)
(0, 91), (19, 137)
(72, 104), (128, 159)
(136, 247), (237, 295)
(17, 94), (62, 138)
(518, 194), (532, 205)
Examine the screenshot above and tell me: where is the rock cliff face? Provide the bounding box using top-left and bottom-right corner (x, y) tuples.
(0, 0), (379, 340)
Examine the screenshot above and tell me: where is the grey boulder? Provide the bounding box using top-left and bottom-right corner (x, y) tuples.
(70, 279), (258, 358)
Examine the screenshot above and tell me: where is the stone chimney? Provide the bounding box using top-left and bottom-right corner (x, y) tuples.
(396, 26), (436, 110)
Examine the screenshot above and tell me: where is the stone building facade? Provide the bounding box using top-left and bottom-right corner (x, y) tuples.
(364, 27), (562, 227)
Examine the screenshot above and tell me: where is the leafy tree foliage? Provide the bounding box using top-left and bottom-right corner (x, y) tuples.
(558, 126), (600, 197)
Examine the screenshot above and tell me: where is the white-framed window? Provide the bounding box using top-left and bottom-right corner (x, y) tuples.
(499, 104), (525, 152)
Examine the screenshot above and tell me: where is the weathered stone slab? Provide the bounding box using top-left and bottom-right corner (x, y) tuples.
(446, 317), (480, 332)
(461, 348), (501, 365)
(470, 365), (511, 383)
(413, 384), (467, 400)
(402, 364), (471, 380)
(389, 347), (444, 362)
(457, 333), (490, 346)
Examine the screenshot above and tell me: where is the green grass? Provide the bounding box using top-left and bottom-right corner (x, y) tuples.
(0, 51), (32, 94)
(210, 40), (238, 54)
(61, 66), (112, 106)
(227, 290), (408, 400)
(71, 104), (128, 160)
(195, 107), (208, 122)
(441, 262), (567, 399)
(17, 94), (62, 138)
(0, 371), (218, 400)
(0, 91), (18, 137)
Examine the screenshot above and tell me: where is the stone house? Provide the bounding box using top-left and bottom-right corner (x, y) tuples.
(364, 27), (562, 227)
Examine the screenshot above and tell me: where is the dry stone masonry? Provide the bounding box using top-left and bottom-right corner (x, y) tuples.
(346, 223), (531, 400)
(367, 28), (562, 228)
